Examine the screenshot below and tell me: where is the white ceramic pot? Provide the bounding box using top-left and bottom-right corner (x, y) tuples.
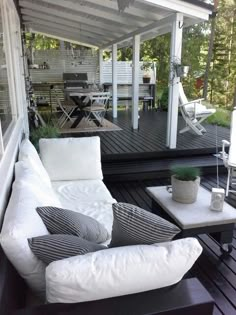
(171, 175), (200, 204)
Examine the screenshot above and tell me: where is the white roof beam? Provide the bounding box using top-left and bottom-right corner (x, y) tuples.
(102, 14), (174, 49)
(28, 28), (98, 49)
(23, 18), (109, 42)
(37, 0), (145, 27)
(19, 0), (131, 34)
(78, 0), (163, 21)
(28, 25), (101, 47)
(137, 0), (211, 20)
(21, 9), (121, 38)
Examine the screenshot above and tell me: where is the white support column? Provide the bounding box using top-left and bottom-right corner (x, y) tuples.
(132, 34), (140, 130)
(112, 44), (117, 118)
(99, 48), (103, 84)
(166, 13), (183, 149)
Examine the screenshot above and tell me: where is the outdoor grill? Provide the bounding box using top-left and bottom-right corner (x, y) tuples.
(63, 73), (88, 90)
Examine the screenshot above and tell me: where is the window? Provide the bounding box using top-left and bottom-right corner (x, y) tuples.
(0, 8), (12, 135)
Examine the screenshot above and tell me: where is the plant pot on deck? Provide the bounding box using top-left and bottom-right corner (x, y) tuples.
(171, 175), (200, 204)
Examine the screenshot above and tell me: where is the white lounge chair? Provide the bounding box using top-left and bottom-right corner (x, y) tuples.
(222, 107), (236, 196)
(178, 83), (216, 135)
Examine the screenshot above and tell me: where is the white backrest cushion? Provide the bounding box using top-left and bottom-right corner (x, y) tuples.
(39, 137), (103, 181)
(18, 139), (51, 187)
(0, 162), (61, 294)
(46, 237), (202, 303)
(229, 109), (236, 167)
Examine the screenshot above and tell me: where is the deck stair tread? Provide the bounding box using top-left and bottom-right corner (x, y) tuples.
(102, 155), (225, 180)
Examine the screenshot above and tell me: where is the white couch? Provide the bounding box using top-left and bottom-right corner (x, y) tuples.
(0, 136), (202, 303)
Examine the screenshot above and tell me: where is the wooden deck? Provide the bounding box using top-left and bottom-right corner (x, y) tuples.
(63, 109), (230, 161)
(105, 174), (236, 315)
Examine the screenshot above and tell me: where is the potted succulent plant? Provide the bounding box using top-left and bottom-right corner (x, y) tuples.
(171, 166), (200, 204)
(141, 62), (152, 83)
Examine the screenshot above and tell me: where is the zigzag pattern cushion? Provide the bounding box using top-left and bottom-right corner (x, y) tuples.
(110, 203), (180, 247)
(36, 206), (109, 244)
(28, 234), (106, 264)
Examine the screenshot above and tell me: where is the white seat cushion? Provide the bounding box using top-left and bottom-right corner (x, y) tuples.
(46, 237), (202, 303)
(18, 139), (51, 187)
(0, 162), (62, 294)
(51, 180), (116, 242)
(39, 137), (103, 181)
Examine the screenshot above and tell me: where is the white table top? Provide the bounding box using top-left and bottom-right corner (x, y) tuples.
(146, 186), (236, 229)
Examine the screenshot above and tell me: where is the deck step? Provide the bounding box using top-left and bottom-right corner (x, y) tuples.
(102, 155), (226, 182)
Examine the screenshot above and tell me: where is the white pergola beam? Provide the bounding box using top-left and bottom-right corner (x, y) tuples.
(102, 14), (174, 49)
(137, 0), (211, 20)
(166, 13), (183, 149)
(24, 18), (108, 44)
(36, 0), (145, 27)
(132, 34), (140, 130)
(21, 9), (119, 38)
(112, 44), (117, 119)
(80, 0), (163, 21)
(28, 24), (102, 46)
(99, 49), (103, 85)
(19, 0), (129, 34)
(28, 26), (99, 48)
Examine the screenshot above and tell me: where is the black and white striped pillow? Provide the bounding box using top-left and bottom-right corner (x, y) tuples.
(110, 203), (180, 247)
(28, 234), (106, 265)
(36, 206), (109, 244)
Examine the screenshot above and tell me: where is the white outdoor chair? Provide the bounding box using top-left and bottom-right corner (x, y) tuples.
(222, 107), (236, 196)
(179, 83), (216, 135)
(54, 92), (77, 128)
(83, 92), (110, 127)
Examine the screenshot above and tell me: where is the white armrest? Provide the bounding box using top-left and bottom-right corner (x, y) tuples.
(179, 98), (205, 107)
(46, 238), (202, 303)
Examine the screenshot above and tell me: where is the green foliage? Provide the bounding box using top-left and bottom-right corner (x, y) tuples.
(160, 87), (169, 111)
(171, 166), (200, 181)
(205, 108), (231, 127)
(30, 125), (60, 151)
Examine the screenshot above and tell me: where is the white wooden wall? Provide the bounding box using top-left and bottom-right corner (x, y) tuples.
(30, 50), (156, 84)
(103, 61), (156, 84)
(30, 49), (98, 83)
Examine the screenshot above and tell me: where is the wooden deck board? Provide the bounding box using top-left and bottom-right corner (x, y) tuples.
(62, 110), (230, 161)
(105, 174), (236, 315)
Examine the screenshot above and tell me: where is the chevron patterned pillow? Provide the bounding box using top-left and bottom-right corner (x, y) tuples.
(110, 203), (180, 247)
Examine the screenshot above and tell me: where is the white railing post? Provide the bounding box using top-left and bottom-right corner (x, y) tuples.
(112, 44), (117, 118)
(99, 48), (103, 85)
(132, 34), (140, 130)
(166, 13), (183, 149)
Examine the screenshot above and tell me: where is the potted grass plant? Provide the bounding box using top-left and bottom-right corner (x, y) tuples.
(171, 166), (200, 204)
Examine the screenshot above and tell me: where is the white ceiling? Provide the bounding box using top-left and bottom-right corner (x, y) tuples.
(18, 0), (213, 49)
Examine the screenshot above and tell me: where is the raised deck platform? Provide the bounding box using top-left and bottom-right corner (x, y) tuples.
(62, 110), (230, 161)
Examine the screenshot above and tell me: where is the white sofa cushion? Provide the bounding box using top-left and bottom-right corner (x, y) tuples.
(51, 180), (116, 240)
(39, 137), (103, 181)
(0, 162), (62, 294)
(18, 139), (51, 187)
(46, 237), (202, 303)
